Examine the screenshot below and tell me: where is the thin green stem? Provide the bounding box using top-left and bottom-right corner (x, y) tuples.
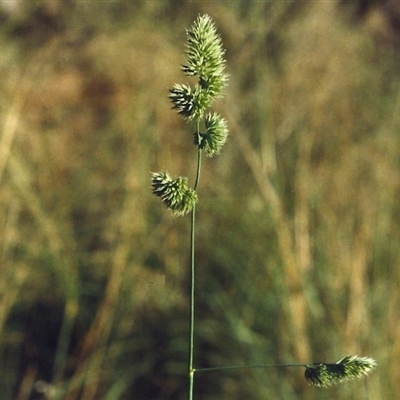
(188, 204), (195, 400)
(188, 122), (202, 400)
(193, 123), (202, 191)
(195, 363), (307, 373)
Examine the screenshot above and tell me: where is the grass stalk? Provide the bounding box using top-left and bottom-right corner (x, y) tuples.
(152, 14), (228, 399)
(189, 129), (202, 400)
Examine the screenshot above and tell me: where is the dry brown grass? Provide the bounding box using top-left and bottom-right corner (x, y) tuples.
(0, 1), (399, 399)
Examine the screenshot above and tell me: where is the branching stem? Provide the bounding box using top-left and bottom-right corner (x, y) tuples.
(195, 363), (306, 373)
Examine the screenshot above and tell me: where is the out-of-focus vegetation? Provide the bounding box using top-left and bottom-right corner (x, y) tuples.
(1, 0), (400, 399)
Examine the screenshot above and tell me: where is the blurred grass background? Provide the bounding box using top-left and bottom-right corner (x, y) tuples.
(0, 0), (400, 399)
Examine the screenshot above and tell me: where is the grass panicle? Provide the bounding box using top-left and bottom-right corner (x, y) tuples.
(151, 14), (228, 400)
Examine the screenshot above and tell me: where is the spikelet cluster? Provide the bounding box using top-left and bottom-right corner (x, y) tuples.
(181, 14), (228, 97)
(151, 172), (197, 216)
(194, 112), (228, 157)
(169, 14), (228, 130)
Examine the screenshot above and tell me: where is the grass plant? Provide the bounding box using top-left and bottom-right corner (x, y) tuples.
(152, 14), (229, 399)
(152, 13), (377, 400)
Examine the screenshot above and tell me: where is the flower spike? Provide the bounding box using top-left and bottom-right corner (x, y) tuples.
(182, 14), (228, 98)
(169, 14), (228, 121)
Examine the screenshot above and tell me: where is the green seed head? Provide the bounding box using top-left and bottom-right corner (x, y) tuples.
(194, 112), (228, 157)
(151, 172), (197, 216)
(170, 14), (228, 121)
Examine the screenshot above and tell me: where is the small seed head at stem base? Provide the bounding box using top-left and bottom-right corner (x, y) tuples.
(304, 355), (377, 388)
